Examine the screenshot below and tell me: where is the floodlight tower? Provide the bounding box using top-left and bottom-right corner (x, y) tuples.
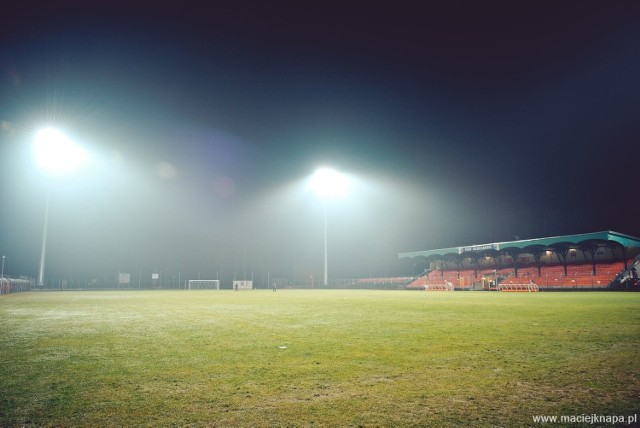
(33, 128), (89, 287)
(310, 167), (348, 287)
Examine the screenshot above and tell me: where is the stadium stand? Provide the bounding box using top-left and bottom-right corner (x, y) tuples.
(399, 231), (640, 291)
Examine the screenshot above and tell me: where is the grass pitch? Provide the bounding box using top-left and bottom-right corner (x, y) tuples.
(0, 290), (638, 427)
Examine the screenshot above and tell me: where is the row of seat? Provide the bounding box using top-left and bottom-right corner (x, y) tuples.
(406, 261), (631, 289)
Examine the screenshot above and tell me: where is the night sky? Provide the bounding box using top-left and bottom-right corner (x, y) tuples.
(1, 1), (639, 281)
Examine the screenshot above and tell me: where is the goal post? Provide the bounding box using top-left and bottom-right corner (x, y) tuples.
(188, 280), (220, 290)
(498, 282), (539, 292)
(424, 281), (455, 291)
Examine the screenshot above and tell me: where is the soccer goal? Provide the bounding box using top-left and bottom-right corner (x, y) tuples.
(424, 281), (455, 291)
(498, 282), (539, 292)
(188, 280), (220, 290)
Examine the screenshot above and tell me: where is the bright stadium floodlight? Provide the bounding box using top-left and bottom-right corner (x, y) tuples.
(310, 167), (348, 199)
(33, 128), (89, 175)
(310, 167), (350, 287)
(33, 127), (89, 287)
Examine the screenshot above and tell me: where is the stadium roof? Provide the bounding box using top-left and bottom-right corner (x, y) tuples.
(398, 231), (640, 260)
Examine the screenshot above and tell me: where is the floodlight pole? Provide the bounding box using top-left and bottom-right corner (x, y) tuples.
(323, 199), (328, 287)
(311, 167), (348, 288)
(1, 255), (5, 278)
(37, 189), (51, 287)
(33, 128), (88, 288)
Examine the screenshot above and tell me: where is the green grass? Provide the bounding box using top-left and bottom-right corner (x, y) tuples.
(0, 290), (639, 427)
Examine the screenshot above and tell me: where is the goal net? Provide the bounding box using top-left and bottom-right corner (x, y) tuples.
(498, 282), (539, 292)
(188, 280), (220, 290)
(424, 281), (455, 291)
